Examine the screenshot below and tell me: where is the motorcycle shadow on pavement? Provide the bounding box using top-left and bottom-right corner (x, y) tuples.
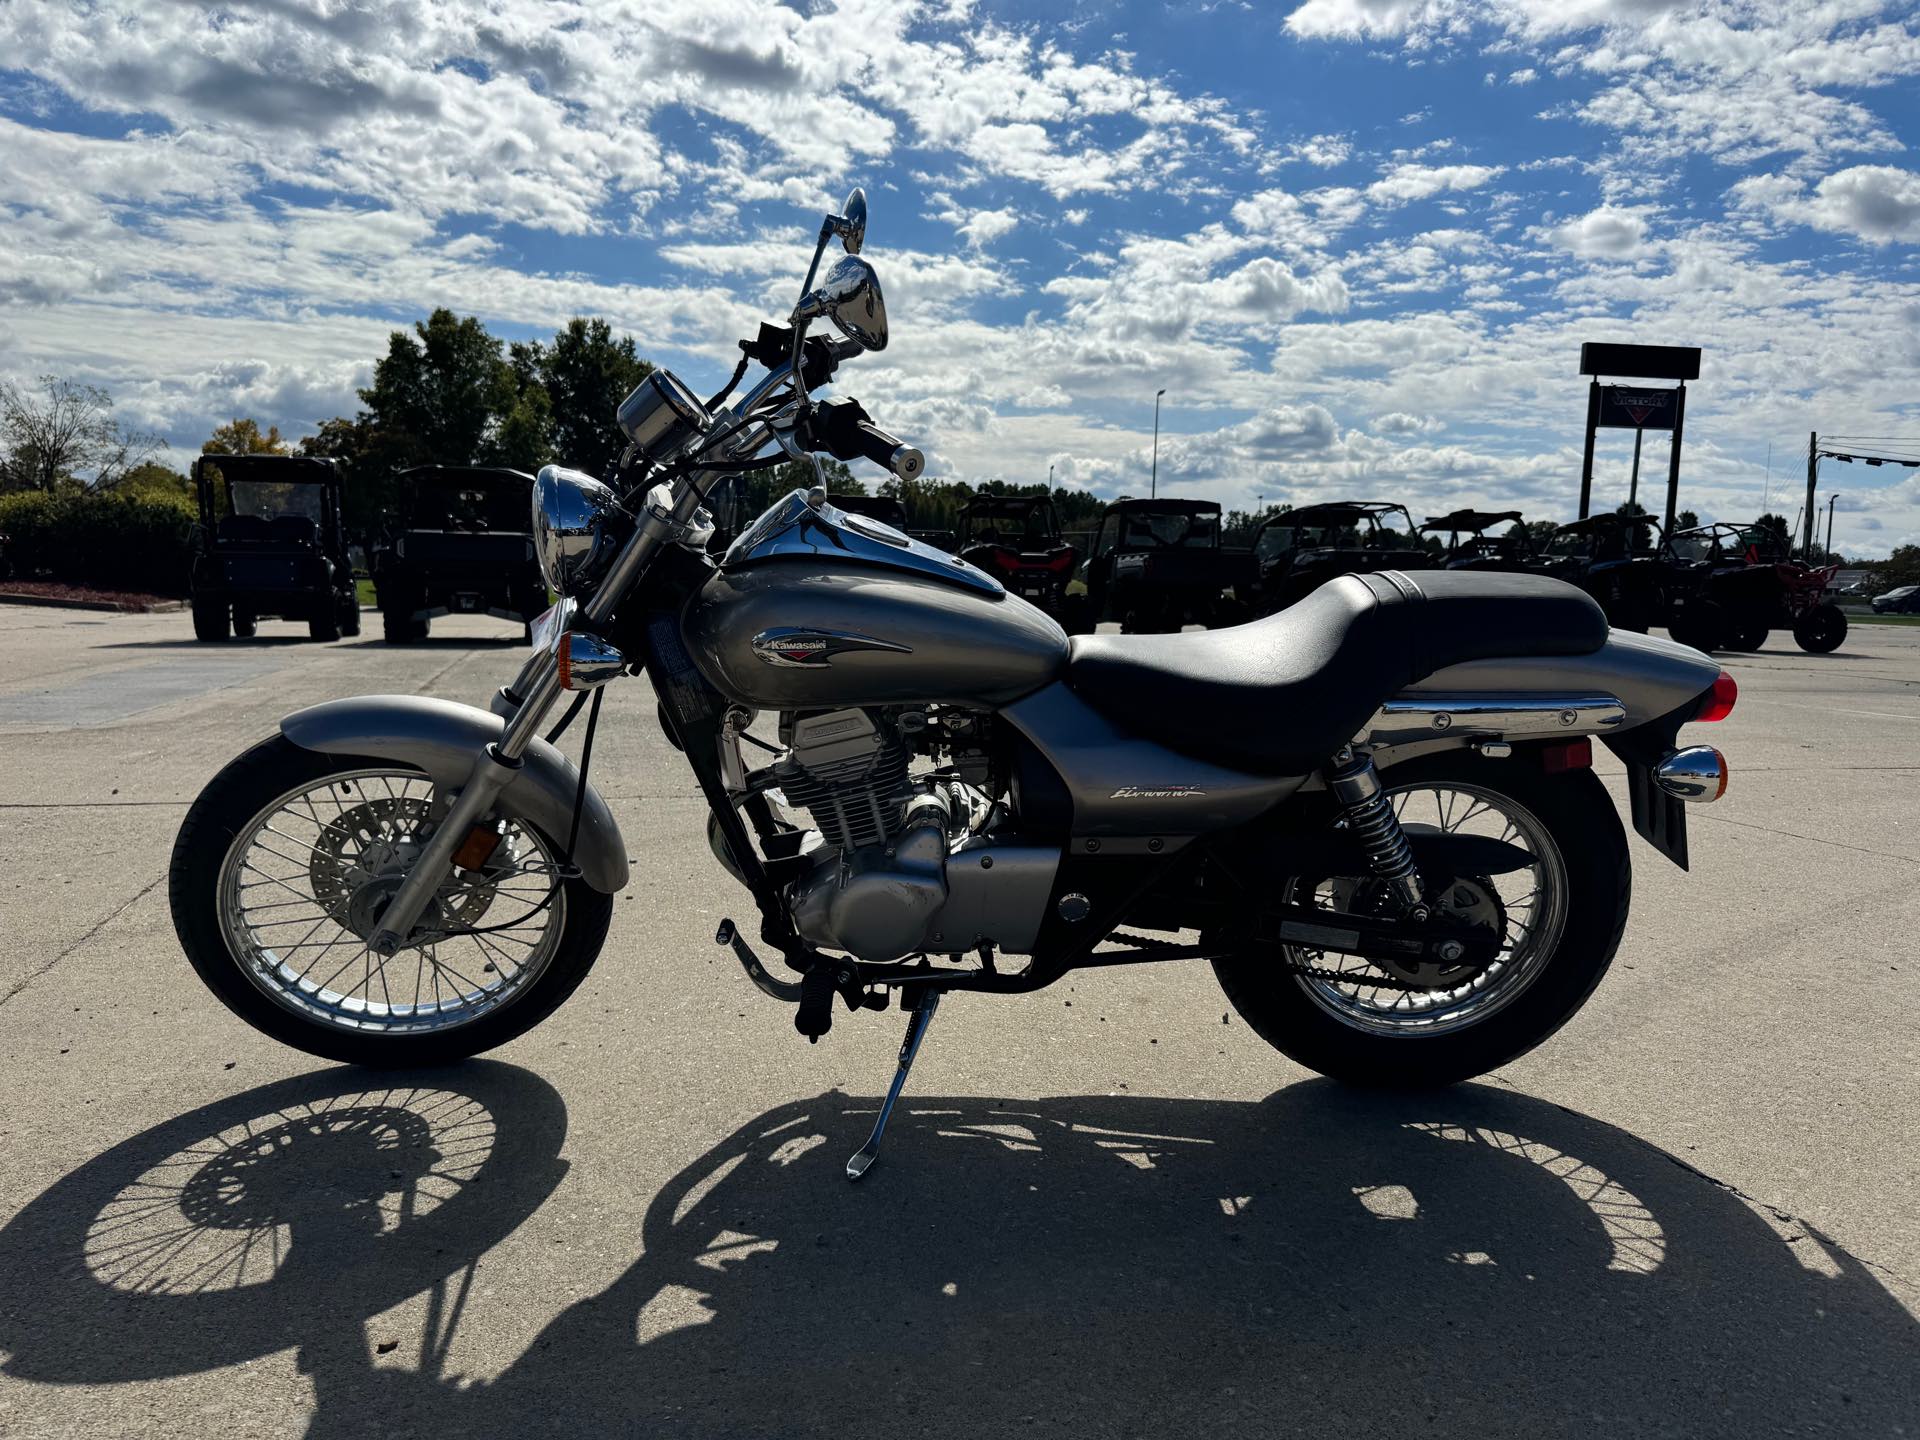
(2, 1069), (1914, 1439)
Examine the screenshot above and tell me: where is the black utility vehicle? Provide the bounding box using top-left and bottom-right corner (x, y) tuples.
(1662, 523), (1847, 653)
(371, 467), (545, 643)
(1418, 509), (1531, 571)
(1084, 498), (1248, 632)
(1522, 513), (1666, 631)
(1246, 501), (1433, 615)
(950, 495), (1089, 631)
(189, 454), (359, 642)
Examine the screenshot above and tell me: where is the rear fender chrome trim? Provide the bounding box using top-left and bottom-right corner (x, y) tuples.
(1363, 693), (1627, 745)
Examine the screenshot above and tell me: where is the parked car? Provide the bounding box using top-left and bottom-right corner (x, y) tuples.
(371, 466), (546, 643)
(188, 453), (360, 642)
(1245, 501), (1433, 615)
(1083, 498), (1251, 632)
(1522, 514), (1666, 632)
(949, 495), (1090, 631)
(1872, 585), (1920, 614)
(1663, 523), (1847, 653)
(1418, 509), (1531, 571)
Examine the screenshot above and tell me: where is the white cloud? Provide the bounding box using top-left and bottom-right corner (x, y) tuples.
(1542, 204), (1651, 259)
(1737, 166), (1920, 246)
(1366, 163), (1504, 205)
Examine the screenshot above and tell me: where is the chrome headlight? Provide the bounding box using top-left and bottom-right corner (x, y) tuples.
(532, 466), (623, 597)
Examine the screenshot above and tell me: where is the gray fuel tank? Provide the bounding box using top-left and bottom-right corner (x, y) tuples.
(684, 563), (1068, 709)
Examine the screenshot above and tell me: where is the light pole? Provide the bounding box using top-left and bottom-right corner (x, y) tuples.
(1150, 388), (1167, 499)
(1048, 463), (1055, 488)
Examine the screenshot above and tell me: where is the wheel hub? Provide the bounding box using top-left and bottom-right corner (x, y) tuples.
(311, 796), (503, 942)
(1329, 875), (1505, 990)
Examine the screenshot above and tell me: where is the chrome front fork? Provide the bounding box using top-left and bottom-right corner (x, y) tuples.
(370, 483), (694, 955)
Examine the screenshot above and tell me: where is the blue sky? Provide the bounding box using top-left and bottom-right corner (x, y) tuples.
(2, 0), (1918, 550)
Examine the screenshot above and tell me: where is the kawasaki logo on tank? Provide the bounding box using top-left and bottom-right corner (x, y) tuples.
(750, 627), (914, 668)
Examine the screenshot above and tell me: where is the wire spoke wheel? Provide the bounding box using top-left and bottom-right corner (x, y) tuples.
(214, 769), (567, 1037)
(1288, 780), (1570, 1039)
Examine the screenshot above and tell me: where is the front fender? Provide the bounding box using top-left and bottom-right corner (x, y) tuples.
(280, 694), (629, 893)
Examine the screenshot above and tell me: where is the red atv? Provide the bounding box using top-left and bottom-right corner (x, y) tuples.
(1662, 523), (1847, 654)
(952, 495), (1091, 632)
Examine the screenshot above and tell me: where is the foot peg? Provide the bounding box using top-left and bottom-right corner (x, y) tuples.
(846, 990), (942, 1182)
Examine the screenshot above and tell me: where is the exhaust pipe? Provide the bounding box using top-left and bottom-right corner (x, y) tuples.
(1653, 745), (1728, 802)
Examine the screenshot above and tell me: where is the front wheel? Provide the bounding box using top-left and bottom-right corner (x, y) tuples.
(168, 736), (614, 1066)
(1212, 753), (1629, 1088)
(191, 594), (229, 642)
(1793, 603), (1846, 654)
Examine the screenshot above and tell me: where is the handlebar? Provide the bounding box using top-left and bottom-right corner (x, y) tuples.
(804, 396), (924, 482)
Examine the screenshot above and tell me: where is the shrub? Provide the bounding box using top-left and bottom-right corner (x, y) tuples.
(0, 489), (197, 596)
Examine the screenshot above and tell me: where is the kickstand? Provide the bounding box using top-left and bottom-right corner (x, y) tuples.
(845, 990), (942, 1182)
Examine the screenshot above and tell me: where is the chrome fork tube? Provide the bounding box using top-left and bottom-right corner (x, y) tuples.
(379, 406), (781, 954)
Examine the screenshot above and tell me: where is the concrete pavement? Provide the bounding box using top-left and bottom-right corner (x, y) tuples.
(0, 603), (1915, 1437)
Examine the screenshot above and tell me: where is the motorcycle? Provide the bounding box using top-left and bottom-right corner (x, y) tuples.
(169, 189), (1739, 1180)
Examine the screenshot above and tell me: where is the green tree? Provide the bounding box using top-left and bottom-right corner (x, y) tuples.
(203, 418), (289, 455)
(0, 376), (157, 492)
(532, 318), (653, 478)
(358, 309), (520, 468)
(1880, 544), (1920, 589)
(1674, 509), (1699, 530)
(116, 460), (192, 503)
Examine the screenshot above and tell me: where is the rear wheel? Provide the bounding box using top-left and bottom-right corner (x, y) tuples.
(338, 597), (362, 637)
(230, 609), (257, 638)
(308, 603), (340, 642)
(1793, 602), (1847, 654)
(1668, 600), (1724, 653)
(1723, 620), (1767, 651)
(168, 736), (614, 1066)
(191, 595), (229, 642)
(382, 605), (426, 643)
(1212, 754), (1629, 1088)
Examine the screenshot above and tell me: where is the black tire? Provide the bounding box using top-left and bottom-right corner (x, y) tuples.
(191, 595), (228, 642)
(381, 605), (425, 643)
(1793, 603), (1847, 654)
(168, 735), (615, 1066)
(1058, 593), (1095, 635)
(230, 609), (257, 638)
(339, 599), (362, 637)
(1669, 600), (1724, 654)
(1212, 753), (1630, 1088)
(308, 604), (340, 642)
(1724, 621), (1767, 652)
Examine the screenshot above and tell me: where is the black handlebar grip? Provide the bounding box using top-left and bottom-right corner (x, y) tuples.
(853, 421), (924, 482)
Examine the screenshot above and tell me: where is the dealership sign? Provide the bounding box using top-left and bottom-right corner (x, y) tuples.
(1598, 385), (1678, 431)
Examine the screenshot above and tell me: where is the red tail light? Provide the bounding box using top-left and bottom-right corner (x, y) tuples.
(1042, 547), (1077, 573)
(1539, 737), (1592, 773)
(1696, 670), (1738, 722)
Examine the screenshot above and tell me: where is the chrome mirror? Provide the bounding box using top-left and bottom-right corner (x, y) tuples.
(833, 187), (867, 255)
(793, 255), (888, 352)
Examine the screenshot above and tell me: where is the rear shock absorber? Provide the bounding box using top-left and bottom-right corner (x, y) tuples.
(1326, 747), (1426, 917)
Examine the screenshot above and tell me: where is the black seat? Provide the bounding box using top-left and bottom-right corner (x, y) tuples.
(1065, 570), (1608, 775)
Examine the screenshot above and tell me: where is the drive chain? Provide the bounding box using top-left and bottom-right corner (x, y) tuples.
(1109, 929), (1437, 992)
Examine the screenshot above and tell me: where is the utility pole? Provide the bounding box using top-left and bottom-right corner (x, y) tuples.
(1151, 388), (1167, 500)
(1578, 378), (1600, 519)
(1628, 428), (1643, 510)
(1804, 430), (1819, 558)
(1826, 492), (1836, 563)
(1048, 463), (1054, 489)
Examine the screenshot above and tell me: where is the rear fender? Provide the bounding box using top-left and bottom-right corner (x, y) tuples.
(1375, 629), (1720, 869)
(279, 694), (629, 893)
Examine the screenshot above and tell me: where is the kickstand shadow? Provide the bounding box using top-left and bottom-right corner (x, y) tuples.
(3, 1075), (1915, 1438)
